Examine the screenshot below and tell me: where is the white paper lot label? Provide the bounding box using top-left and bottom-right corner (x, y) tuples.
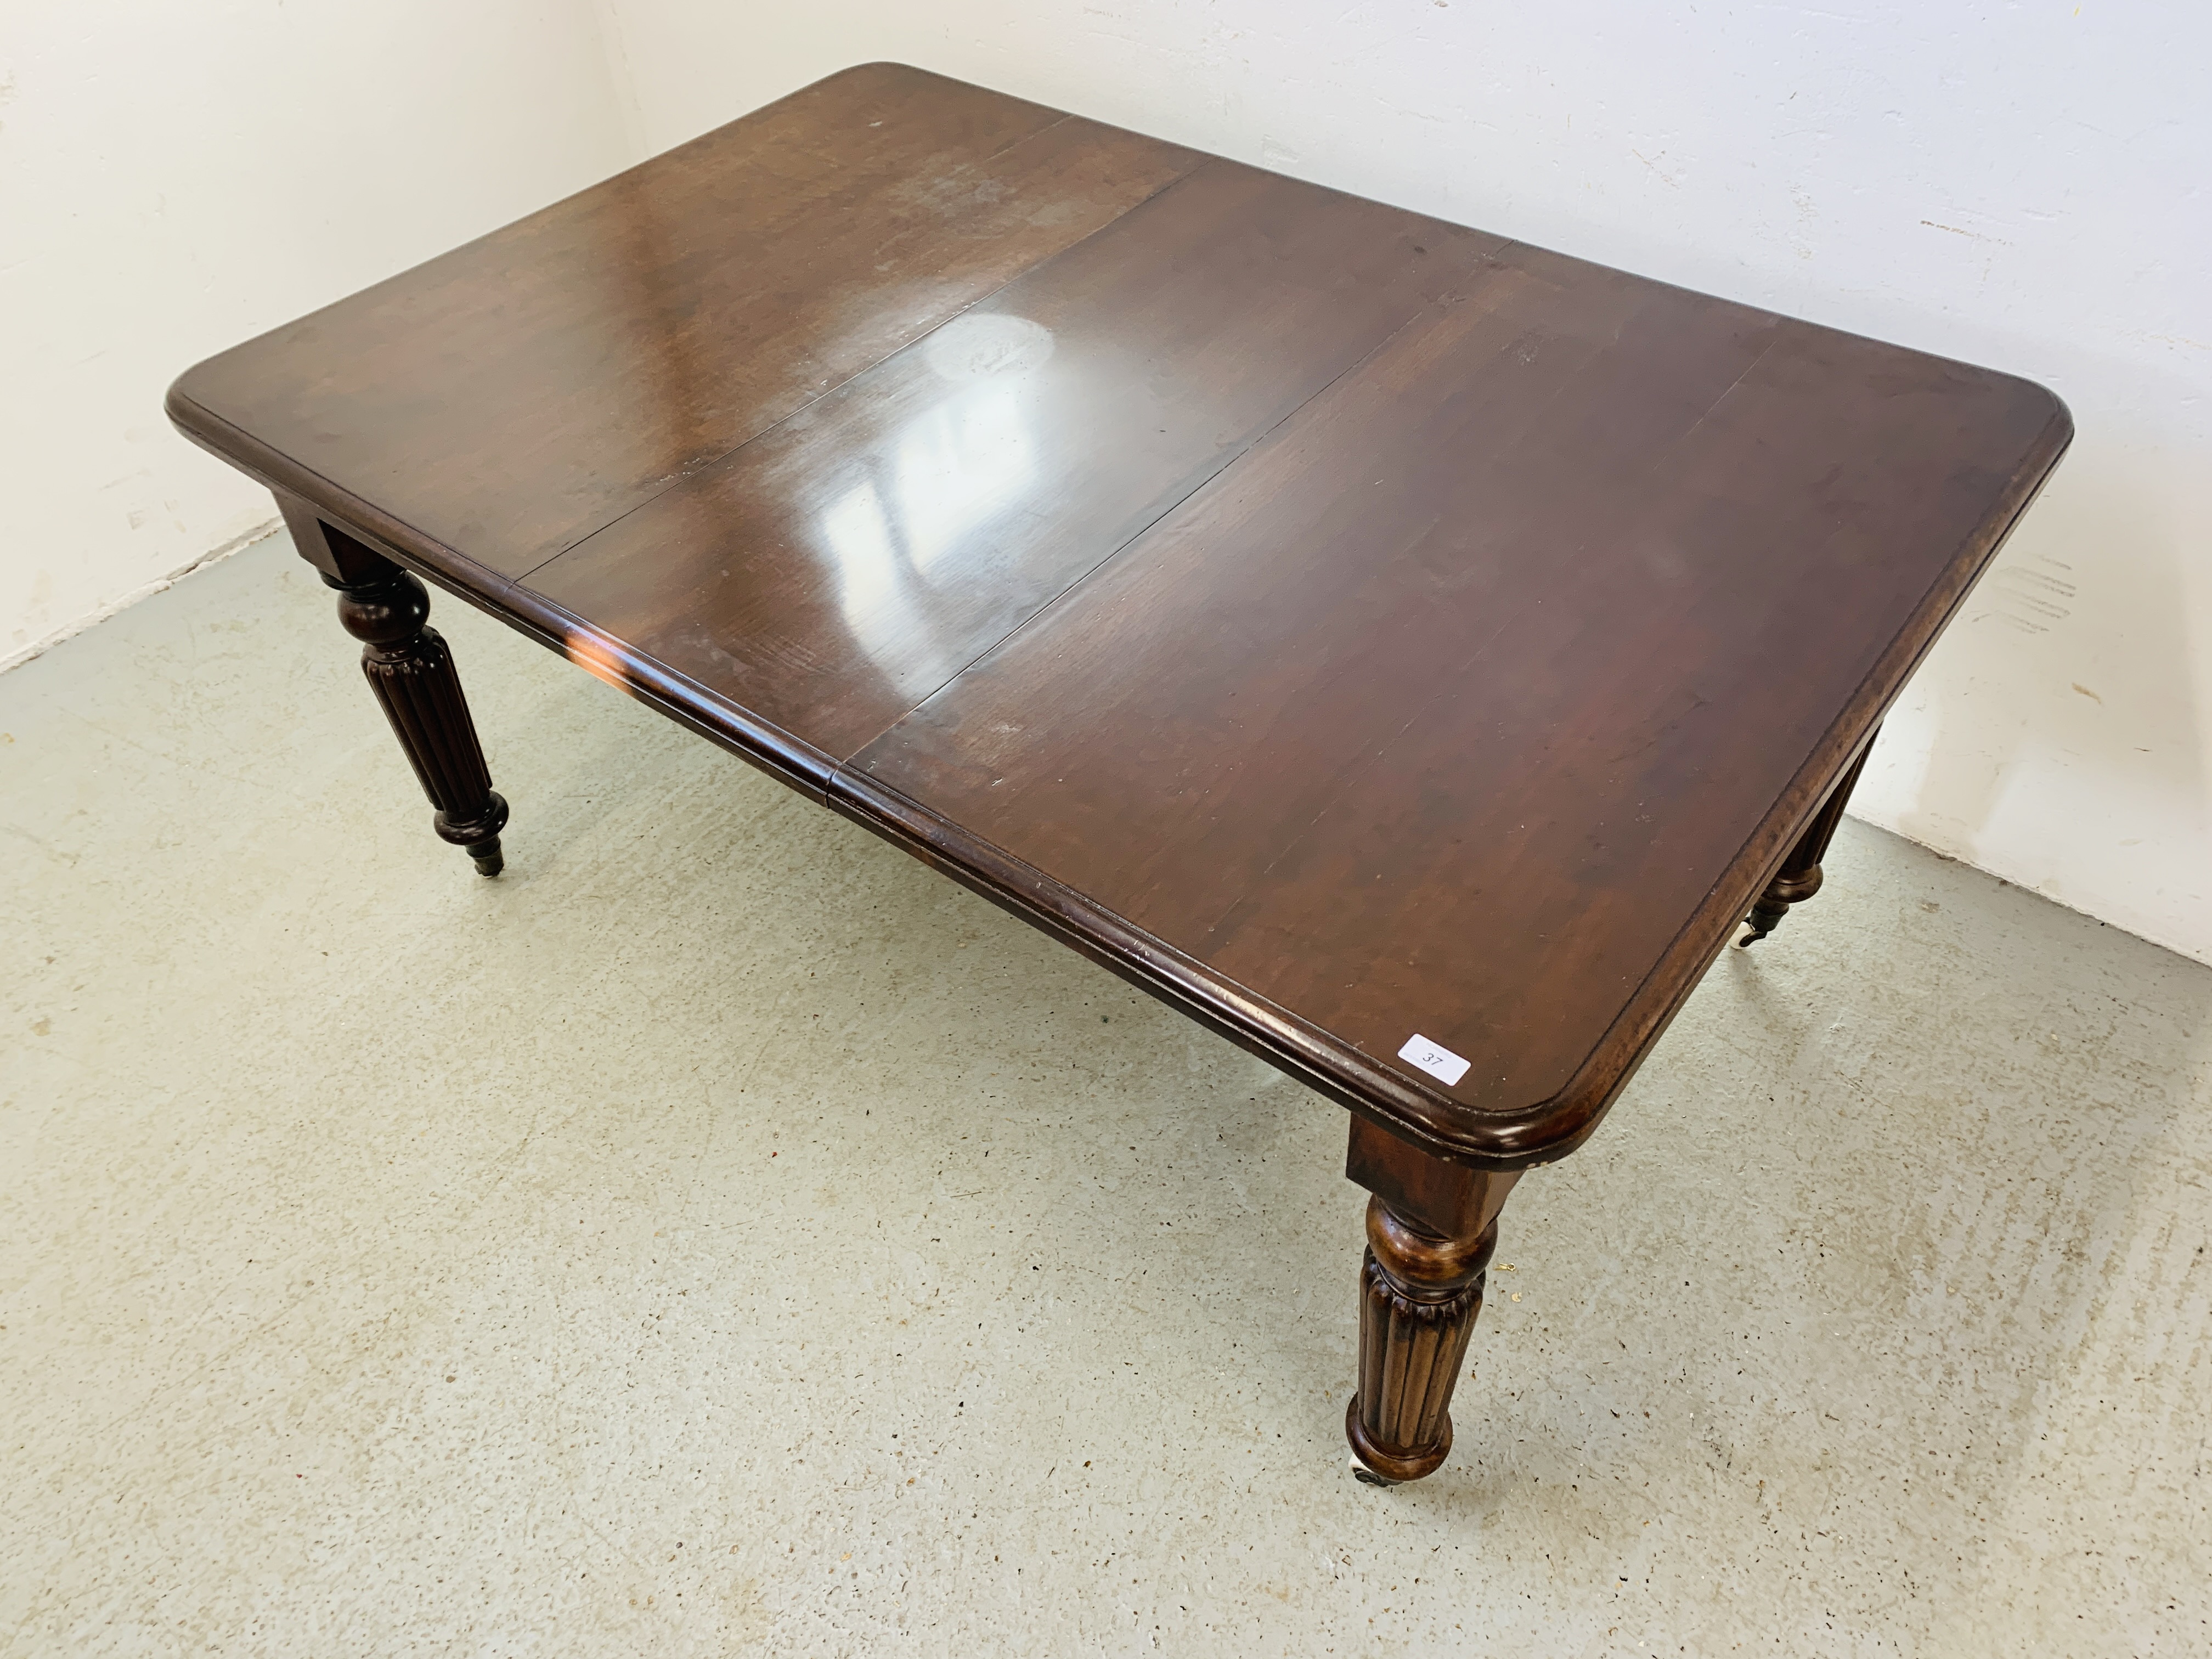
(1397, 1033), (1471, 1086)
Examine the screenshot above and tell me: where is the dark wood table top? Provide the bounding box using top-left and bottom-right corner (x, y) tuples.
(169, 62), (2070, 1170)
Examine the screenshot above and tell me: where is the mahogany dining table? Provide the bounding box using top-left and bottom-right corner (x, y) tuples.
(167, 63), (2070, 1485)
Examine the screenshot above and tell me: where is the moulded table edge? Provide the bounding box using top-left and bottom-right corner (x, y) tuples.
(162, 383), (845, 801)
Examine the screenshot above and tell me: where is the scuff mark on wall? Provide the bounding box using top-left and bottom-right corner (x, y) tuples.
(1974, 557), (2078, 636)
(1920, 218), (2013, 245)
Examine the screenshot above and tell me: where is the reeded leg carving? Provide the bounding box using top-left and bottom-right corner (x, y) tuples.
(277, 493), (507, 876)
(1343, 1115), (1520, 1486)
(334, 568), (508, 874)
(1740, 731), (1878, 946)
(1348, 1197), (1499, 1483)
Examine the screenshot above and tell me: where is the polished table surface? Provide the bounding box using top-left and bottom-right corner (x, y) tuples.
(169, 62), (2070, 1482)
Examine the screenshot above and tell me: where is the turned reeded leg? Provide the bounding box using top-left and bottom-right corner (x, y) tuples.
(1348, 1197), (1500, 1482)
(278, 493), (507, 876)
(1740, 731), (1878, 946)
(1344, 1116), (1521, 1486)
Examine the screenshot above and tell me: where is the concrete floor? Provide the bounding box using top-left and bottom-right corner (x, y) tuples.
(3, 533), (2208, 1657)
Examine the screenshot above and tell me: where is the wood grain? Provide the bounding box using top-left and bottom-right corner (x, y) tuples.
(169, 63), (2071, 1167)
(170, 63), (1203, 580)
(528, 160), (1511, 759)
(848, 242), (2069, 1153)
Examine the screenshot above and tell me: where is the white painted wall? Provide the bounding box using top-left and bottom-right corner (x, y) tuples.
(1, 1), (636, 667)
(14, 2), (2208, 967)
(590, 0), (2212, 964)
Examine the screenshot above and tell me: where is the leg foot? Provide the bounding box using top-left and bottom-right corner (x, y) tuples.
(1740, 735), (1876, 946)
(1347, 1451), (1398, 1489)
(1740, 878), (1811, 945)
(439, 793), (509, 877)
